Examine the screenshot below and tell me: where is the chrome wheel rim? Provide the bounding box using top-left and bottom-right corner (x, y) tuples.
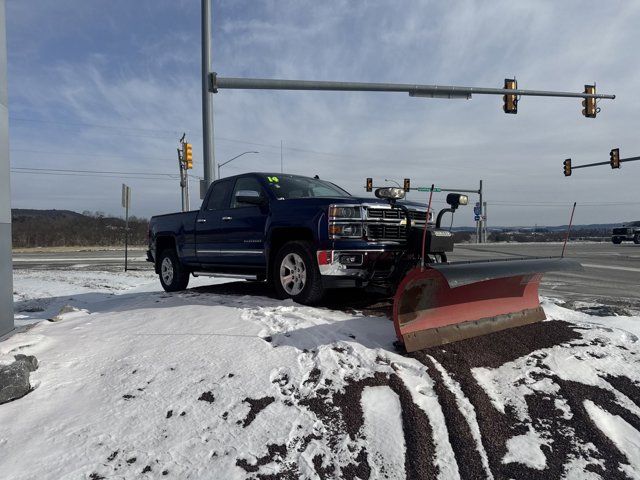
(161, 257), (174, 285)
(280, 253), (306, 296)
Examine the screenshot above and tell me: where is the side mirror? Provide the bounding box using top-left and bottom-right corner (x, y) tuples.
(446, 193), (468, 210)
(235, 190), (264, 205)
(375, 187), (406, 200)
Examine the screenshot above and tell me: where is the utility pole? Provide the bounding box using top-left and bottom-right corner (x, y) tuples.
(280, 140), (283, 173)
(178, 134), (194, 211)
(121, 184), (131, 272)
(478, 180), (483, 244)
(0, 0), (13, 337)
(483, 201), (488, 243)
(201, 0), (215, 195)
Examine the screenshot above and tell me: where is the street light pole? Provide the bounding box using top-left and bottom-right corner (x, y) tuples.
(217, 151), (259, 178)
(201, 0), (215, 190)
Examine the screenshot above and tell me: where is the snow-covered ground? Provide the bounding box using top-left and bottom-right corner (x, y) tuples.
(2, 269), (640, 479)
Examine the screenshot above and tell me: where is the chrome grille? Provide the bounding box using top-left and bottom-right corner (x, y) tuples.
(409, 211), (427, 222)
(366, 208), (426, 221)
(367, 208), (401, 220)
(366, 224), (407, 240)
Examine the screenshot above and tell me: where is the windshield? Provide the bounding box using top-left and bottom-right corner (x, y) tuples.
(264, 175), (351, 199)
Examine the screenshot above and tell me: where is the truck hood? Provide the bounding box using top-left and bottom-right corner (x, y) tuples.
(278, 196), (429, 209)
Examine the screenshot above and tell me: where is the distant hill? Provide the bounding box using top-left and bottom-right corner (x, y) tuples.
(11, 209), (148, 248)
(11, 209), (86, 220)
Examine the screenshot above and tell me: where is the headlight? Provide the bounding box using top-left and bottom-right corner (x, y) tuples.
(329, 223), (363, 238)
(329, 205), (361, 219)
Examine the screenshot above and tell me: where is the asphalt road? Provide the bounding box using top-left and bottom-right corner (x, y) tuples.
(12, 241), (640, 311)
(450, 242), (640, 311)
(12, 248), (150, 272)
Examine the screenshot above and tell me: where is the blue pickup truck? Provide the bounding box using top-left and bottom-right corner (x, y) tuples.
(147, 172), (458, 304)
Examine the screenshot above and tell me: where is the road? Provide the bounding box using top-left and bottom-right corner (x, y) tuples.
(450, 242), (640, 311)
(12, 241), (640, 311)
(12, 248), (150, 271)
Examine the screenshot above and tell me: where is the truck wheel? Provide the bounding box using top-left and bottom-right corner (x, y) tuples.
(612, 237), (622, 245)
(158, 249), (190, 292)
(272, 241), (324, 305)
(634, 235), (640, 245)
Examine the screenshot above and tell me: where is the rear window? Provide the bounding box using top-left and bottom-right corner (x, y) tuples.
(264, 175), (350, 200)
(206, 180), (233, 210)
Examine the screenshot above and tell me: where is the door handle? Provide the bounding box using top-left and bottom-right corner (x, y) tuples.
(222, 216), (233, 221)
(196, 218), (207, 223)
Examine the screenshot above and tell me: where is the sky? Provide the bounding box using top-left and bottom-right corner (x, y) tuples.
(5, 0), (640, 226)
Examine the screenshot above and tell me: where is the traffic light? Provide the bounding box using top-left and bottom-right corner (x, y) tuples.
(582, 85), (597, 118)
(503, 78), (518, 114)
(563, 158), (572, 176)
(403, 178), (411, 191)
(610, 148), (620, 169)
(366, 178), (373, 192)
(184, 143), (193, 169)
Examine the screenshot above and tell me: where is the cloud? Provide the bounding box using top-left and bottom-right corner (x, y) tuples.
(6, 0), (640, 226)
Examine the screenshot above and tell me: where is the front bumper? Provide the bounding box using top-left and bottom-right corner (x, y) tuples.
(317, 248), (402, 288)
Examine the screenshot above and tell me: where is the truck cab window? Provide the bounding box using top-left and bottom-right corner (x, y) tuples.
(231, 177), (264, 208)
(206, 180), (232, 210)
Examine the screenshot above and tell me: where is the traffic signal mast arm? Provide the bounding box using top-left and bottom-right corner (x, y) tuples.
(212, 74), (615, 102)
(564, 152), (640, 174)
(365, 178), (480, 195)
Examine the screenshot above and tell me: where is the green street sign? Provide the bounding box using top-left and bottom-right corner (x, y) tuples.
(417, 187), (441, 192)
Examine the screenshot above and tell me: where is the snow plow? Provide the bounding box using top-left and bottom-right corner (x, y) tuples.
(372, 187), (583, 352)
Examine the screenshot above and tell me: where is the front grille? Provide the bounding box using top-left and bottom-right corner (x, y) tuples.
(613, 228), (630, 235)
(367, 224), (407, 240)
(409, 211), (427, 222)
(367, 208), (426, 222)
(367, 208), (401, 220)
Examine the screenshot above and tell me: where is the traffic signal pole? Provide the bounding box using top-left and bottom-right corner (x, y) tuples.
(0, 0), (13, 337)
(201, 0), (216, 192)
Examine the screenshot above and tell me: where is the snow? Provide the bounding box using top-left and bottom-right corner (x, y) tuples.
(4, 267), (640, 478)
(395, 368), (461, 479)
(583, 400), (640, 479)
(429, 355), (494, 480)
(361, 386), (406, 479)
(502, 427), (548, 470)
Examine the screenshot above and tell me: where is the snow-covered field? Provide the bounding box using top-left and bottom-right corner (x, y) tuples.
(3, 269), (640, 479)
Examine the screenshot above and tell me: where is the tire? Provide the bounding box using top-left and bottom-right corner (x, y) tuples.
(272, 241), (324, 305)
(634, 235), (640, 245)
(158, 249), (190, 292)
(612, 237), (622, 245)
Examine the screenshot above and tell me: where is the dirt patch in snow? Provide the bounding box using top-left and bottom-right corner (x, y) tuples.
(408, 320), (640, 479)
(300, 371), (438, 480)
(236, 443), (288, 473)
(242, 396), (275, 427)
(412, 320), (582, 369)
(198, 391), (215, 403)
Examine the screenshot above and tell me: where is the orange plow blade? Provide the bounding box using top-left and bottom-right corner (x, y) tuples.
(392, 258), (582, 352)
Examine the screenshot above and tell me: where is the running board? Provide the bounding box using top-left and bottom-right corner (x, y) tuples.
(191, 272), (259, 280)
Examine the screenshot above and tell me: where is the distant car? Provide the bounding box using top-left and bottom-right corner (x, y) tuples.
(612, 221), (640, 244)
